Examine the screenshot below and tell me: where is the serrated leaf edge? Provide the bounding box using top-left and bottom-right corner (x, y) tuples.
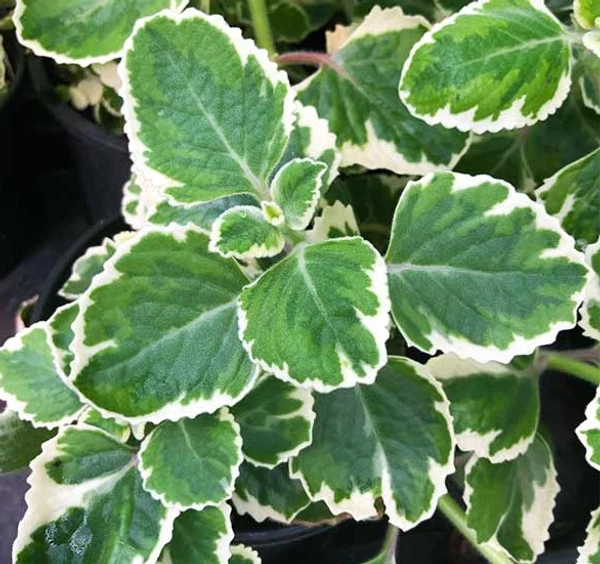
(580, 239), (600, 341)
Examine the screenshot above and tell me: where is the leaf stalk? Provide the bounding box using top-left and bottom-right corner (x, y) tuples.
(247, 0), (276, 56)
(543, 351), (600, 386)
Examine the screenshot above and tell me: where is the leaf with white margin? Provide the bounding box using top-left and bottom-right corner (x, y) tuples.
(161, 504), (233, 564)
(584, 29), (600, 59)
(579, 50), (600, 116)
(231, 376), (314, 467)
(271, 158), (328, 231)
(307, 200), (360, 243)
(233, 462), (311, 524)
(71, 226), (259, 424)
(276, 101), (340, 191)
(238, 237), (390, 393)
(386, 172), (588, 364)
(230, 545), (262, 564)
(400, 0), (572, 134)
(290, 357), (454, 530)
(464, 434), (559, 563)
(0, 410), (54, 474)
(120, 9), (295, 205)
(296, 7), (470, 175)
(13, 425), (176, 563)
(578, 506), (600, 564)
(139, 409), (242, 511)
(575, 0), (600, 29)
(209, 206), (285, 259)
(427, 354), (539, 463)
(122, 174), (146, 230)
(577, 384), (600, 470)
(581, 239), (600, 341)
(536, 147), (600, 247)
(79, 408), (130, 443)
(14, 0), (187, 65)
(0, 324), (84, 428)
(47, 302), (78, 376)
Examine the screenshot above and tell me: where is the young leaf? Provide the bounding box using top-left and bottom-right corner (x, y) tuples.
(0, 324), (84, 428)
(161, 504), (233, 564)
(230, 545), (262, 564)
(290, 357), (454, 530)
(583, 30), (600, 59)
(47, 302), (79, 376)
(399, 0), (572, 133)
(14, 0), (187, 65)
(427, 354), (539, 463)
(71, 226), (258, 424)
(231, 376), (314, 467)
(79, 408), (131, 443)
(579, 50), (600, 115)
(271, 158), (328, 231)
(386, 172), (588, 363)
(307, 200), (360, 242)
(209, 206), (285, 259)
(233, 462), (311, 524)
(13, 425), (177, 564)
(238, 237), (390, 392)
(575, 0), (600, 29)
(297, 7), (470, 175)
(578, 506), (600, 564)
(581, 239), (600, 341)
(120, 10), (295, 204)
(577, 384), (600, 470)
(139, 409), (242, 511)
(535, 147), (600, 247)
(464, 434), (559, 563)
(0, 410), (54, 474)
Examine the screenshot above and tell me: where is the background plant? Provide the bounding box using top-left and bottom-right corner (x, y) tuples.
(1, 1), (600, 564)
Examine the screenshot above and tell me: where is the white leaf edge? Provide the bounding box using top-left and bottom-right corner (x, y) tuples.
(307, 200), (360, 243)
(579, 75), (600, 116)
(208, 206), (285, 260)
(230, 544), (262, 564)
(0, 323), (84, 429)
(138, 408), (243, 512)
(69, 223), (260, 425)
(270, 157), (327, 231)
(576, 385), (600, 471)
(77, 407), (131, 443)
(118, 8), (296, 205)
(398, 0), (572, 134)
(13, 0), (189, 66)
(577, 506), (600, 564)
(580, 239), (600, 341)
(290, 358), (455, 531)
(12, 423), (179, 562)
(463, 437), (560, 564)
(296, 6), (472, 175)
(237, 236), (391, 394)
(534, 147), (600, 230)
(387, 172), (590, 364)
(426, 353), (537, 463)
(239, 382), (316, 468)
(47, 301), (79, 375)
(574, 0), (597, 29)
(583, 30), (600, 59)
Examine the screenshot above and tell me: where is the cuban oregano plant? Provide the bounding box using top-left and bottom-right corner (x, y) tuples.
(4, 1), (600, 563)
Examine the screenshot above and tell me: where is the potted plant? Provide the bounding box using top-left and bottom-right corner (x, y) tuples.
(1, 1), (600, 563)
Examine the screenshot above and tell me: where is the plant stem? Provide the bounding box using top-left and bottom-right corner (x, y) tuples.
(363, 522), (399, 564)
(438, 495), (515, 564)
(543, 352), (600, 386)
(275, 51), (348, 77)
(247, 0), (276, 56)
(200, 0), (210, 14)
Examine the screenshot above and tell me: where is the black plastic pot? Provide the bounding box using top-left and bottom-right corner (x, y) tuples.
(27, 57), (131, 222)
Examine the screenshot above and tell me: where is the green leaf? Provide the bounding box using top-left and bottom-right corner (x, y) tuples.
(161, 504), (233, 564)
(0, 324), (83, 428)
(79, 408), (131, 442)
(122, 174), (145, 230)
(290, 357), (454, 530)
(386, 172), (588, 363)
(575, 0), (600, 29)
(238, 237), (390, 392)
(13, 425), (176, 564)
(230, 545), (262, 564)
(536, 147), (600, 248)
(72, 226), (258, 424)
(584, 29), (600, 62)
(579, 50), (600, 116)
(48, 302), (79, 376)
(578, 506), (600, 564)
(465, 434), (559, 563)
(0, 410), (54, 474)
(308, 201), (360, 242)
(297, 7), (470, 175)
(354, 0), (438, 20)
(271, 158), (328, 231)
(209, 205), (285, 259)
(577, 383), (600, 470)
(231, 376), (314, 467)
(139, 409), (242, 510)
(427, 354), (539, 463)
(581, 239), (600, 341)
(14, 0), (187, 65)
(233, 462), (311, 524)
(399, 0), (572, 133)
(120, 10), (295, 204)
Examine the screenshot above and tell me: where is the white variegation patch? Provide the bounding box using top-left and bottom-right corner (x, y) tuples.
(307, 201), (359, 243)
(576, 386), (600, 472)
(578, 506), (600, 564)
(584, 30), (600, 59)
(231, 544), (261, 564)
(581, 239), (600, 341)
